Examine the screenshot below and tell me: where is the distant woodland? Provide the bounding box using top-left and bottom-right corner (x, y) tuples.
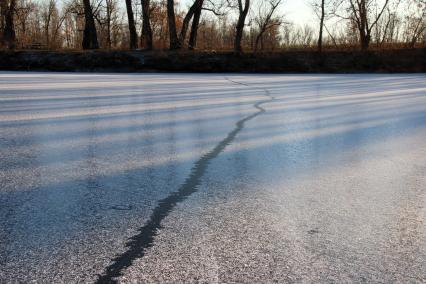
(0, 0), (425, 52)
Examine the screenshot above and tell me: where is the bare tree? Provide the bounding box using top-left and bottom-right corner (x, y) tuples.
(14, 0), (35, 46)
(141, 0), (152, 49)
(82, 0), (99, 49)
(313, 0), (338, 51)
(282, 23), (314, 47)
(125, 0), (137, 49)
(189, 0), (225, 50)
(63, 0), (86, 49)
(102, 0), (118, 49)
(41, 0), (60, 48)
(0, 0), (5, 34)
(167, 0), (222, 50)
(312, 0), (326, 52)
(234, 0), (249, 53)
(166, 0), (179, 49)
(188, 0), (203, 49)
(404, 0), (425, 47)
(318, 0), (325, 51)
(254, 0), (282, 52)
(148, 0), (167, 48)
(2, 0), (16, 48)
(373, 5), (399, 46)
(2, 0), (425, 51)
(178, 0), (203, 47)
(333, 0), (391, 50)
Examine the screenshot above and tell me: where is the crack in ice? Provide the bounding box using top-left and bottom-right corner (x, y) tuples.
(96, 77), (274, 283)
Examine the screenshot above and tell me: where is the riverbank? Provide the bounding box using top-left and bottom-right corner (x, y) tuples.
(0, 48), (424, 73)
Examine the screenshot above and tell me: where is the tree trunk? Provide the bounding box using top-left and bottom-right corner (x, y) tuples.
(234, 0), (250, 53)
(125, 0), (138, 49)
(360, 30), (370, 50)
(45, 7), (51, 49)
(188, 0), (203, 50)
(317, 0), (325, 53)
(167, 0), (180, 50)
(408, 15), (425, 49)
(82, 0), (99, 49)
(178, 0), (203, 48)
(45, 25), (49, 48)
(0, 1), (5, 33)
(254, 32), (262, 52)
(358, 0), (370, 50)
(2, 0), (16, 49)
(141, 0), (152, 50)
(349, 0), (389, 50)
(106, 1), (112, 49)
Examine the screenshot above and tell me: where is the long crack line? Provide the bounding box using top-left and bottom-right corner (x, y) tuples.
(95, 77), (274, 283)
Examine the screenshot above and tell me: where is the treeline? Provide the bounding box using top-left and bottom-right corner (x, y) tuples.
(0, 0), (425, 52)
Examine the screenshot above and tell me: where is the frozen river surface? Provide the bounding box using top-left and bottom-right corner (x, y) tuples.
(0, 73), (425, 283)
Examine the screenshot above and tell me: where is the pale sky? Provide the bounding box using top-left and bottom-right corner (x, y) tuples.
(280, 0), (316, 27)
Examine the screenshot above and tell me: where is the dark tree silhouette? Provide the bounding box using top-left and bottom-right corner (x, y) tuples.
(336, 0), (390, 50)
(234, 0), (250, 53)
(317, 0), (325, 52)
(125, 0), (137, 49)
(254, 0), (282, 52)
(188, 0), (203, 50)
(167, 0), (180, 49)
(2, 0), (16, 49)
(141, 0), (152, 49)
(178, 0), (203, 47)
(82, 0), (99, 49)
